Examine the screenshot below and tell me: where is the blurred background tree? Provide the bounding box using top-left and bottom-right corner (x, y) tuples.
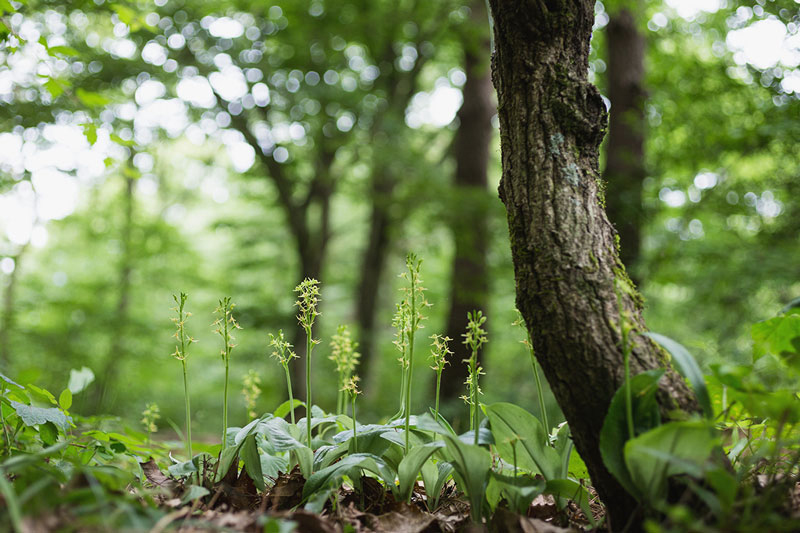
(0, 0), (797, 435)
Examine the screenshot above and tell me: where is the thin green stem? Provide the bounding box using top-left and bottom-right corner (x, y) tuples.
(471, 351), (479, 445)
(283, 365), (295, 424)
(305, 325), (312, 449)
(512, 439), (518, 483)
(351, 395), (357, 452)
(181, 360), (192, 461)
(528, 332), (549, 436)
(404, 276), (417, 456)
(1, 392), (10, 454)
(222, 357), (229, 450)
(434, 370), (442, 421)
(397, 350), (408, 417)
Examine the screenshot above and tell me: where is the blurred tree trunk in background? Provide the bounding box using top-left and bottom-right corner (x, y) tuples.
(487, 1), (699, 529)
(604, 7), (646, 281)
(0, 241), (29, 370)
(94, 173), (135, 409)
(439, 0), (494, 419)
(354, 46), (432, 387)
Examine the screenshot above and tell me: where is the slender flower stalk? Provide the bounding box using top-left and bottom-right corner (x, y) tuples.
(329, 325), (360, 415)
(343, 375), (361, 452)
(463, 310), (487, 445)
(213, 297), (240, 452)
(295, 278), (321, 449)
(170, 292), (196, 461)
(513, 310), (549, 435)
(429, 334), (452, 421)
(391, 302), (410, 420)
(269, 330), (298, 424)
(400, 254), (428, 455)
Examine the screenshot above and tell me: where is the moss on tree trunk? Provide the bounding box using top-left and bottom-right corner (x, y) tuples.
(486, 1), (699, 529)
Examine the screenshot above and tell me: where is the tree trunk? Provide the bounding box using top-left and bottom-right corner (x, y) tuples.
(604, 8), (646, 279)
(354, 171), (394, 385)
(94, 174), (135, 410)
(486, 1), (699, 529)
(440, 0), (494, 418)
(0, 242), (29, 371)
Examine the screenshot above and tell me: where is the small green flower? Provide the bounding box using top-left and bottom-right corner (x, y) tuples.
(242, 369), (262, 420)
(141, 402), (160, 435)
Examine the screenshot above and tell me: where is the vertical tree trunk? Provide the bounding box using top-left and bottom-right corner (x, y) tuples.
(604, 8), (646, 279)
(440, 0), (494, 417)
(94, 174), (135, 409)
(486, 1), (698, 528)
(0, 242), (29, 370)
(354, 172), (393, 385)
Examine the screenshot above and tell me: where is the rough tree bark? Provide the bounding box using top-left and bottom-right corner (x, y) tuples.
(604, 8), (646, 278)
(486, 1), (699, 529)
(440, 0), (494, 414)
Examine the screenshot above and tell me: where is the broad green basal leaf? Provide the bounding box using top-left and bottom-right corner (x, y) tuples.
(599, 369), (664, 498)
(485, 402), (559, 480)
(301, 453), (393, 500)
(644, 332), (713, 418)
(443, 434), (491, 522)
(623, 420), (718, 503)
(398, 442), (445, 501)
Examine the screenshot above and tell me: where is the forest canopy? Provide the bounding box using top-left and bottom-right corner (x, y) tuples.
(0, 0), (798, 531)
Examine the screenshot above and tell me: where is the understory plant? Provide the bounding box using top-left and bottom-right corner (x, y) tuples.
(213, 296), (240, 452)
(513, 309), (549, 435)
(343, 375), (361, 450)
(398, 253), (428, 455)
(463, 310), (487, 444)
(429, 334), (452, 421)
(269, 329), (298, 423)
(242, 370), (261, 419)
(140, 402), (160, 444)
(170, 292), (195, 460)
(329, 325), (360, 415)
(295, 278), (321, 449)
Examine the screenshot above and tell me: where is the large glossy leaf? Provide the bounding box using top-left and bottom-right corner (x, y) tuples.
(257, 418), (305, 451)
(598, 369), (664, 497)
(545, 478), (596, 528)
(9, 401), (71, 431)
(443, 435), (491, 522)
(488, 471), (545, 514)
(260, 452), (289, 480)
(273, 399), (303, 420)
(623, 420), (718, 503)
(293, 446), (314, 479)
(752, 315), (800, 363)
(398, 442), (445, 501)
(301, 453), (393, 500)
(644, 332), (713, 418)
(241, 434), (265, 491)
(485, 402), (559, 480)
(421, 460), (452, 511)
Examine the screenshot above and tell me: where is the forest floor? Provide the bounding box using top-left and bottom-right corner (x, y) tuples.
(122, 462), (603, 533)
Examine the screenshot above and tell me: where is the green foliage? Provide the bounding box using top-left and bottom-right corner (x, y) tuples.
(600, 369), (665, 497)
(644, 332), (713, 418)
(463, 310), (487, 442)
(485, 402), (561, 480)
(295, 278), (321, 450)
